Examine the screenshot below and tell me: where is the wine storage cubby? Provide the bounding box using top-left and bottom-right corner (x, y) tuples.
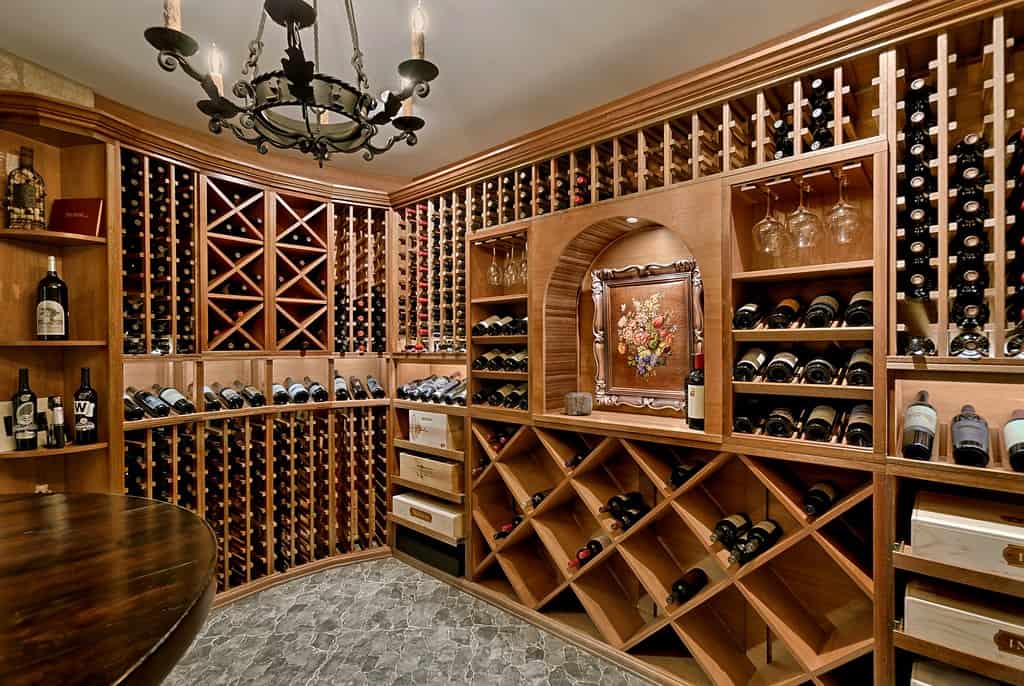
(335, 203), (387, 354)
(468, 420), (876, 685)
(336, 405), (388, 552)
(726, 146), (885, 461)
(395, 192), (466, 354)
(119, 148), (198, 356)
(273, 193), (329, 352)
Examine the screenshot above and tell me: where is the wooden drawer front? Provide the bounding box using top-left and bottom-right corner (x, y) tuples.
(392, 493), (465, 539)
(911, 658), (1002, 685)
(912, 491), (1024, 581)
(409, 410), (464, 449)
(399, 451), (462, 492)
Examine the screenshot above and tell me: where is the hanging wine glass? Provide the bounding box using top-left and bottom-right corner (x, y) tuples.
(752, 191), (789, 260)
(518, 244), (528, 285)
(826, 171), (862, 245)
(504, 247), (518, 287)
(787, 180), (824, 251)
(487, 246), (501, 286)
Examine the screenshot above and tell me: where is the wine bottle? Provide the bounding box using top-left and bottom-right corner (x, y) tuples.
(527, 490), (550, 509)
(11, 369), (38, 450)
(901, 390), (937, 460)
(686, 351), (705, 430)
(349, 376), (368, 400)
(903, 254), (935, 300)
(599, 492), (645, 518)
(764, 405), (797, 437)
(128, 386), (172, 419)
(952, 295), (990, 329)
(764, 351), (799, 383)
(333, 373), (350, 401)
(732, 398), (761, 434)
(36, 256), (69, 340)
(123, 394), (145, 421)
(493, 515), (523, 540)
(154, 384), (196, 414)
(950, 404), (990, 467)
(804, 482), (839, 517)
(281, 377), (309, 404)
(949, 329), (990, 359)
(670, 459), (704, 489)
(732, 303), (763, 330)
(804, 293), (841, 328)
(609, 505), (649, 531)
(733, 347), (768, 382)
(202, 385), (223, 411)
(211, 381), (245, 409)
(568, 533), (611, 571)
(710, 513), (751, 546)
(904, 126), (935, 160)
(803, 347), (842, 385)
(1004, 409), (1024, 472)
(729, 520), (782, 564)
(803, 404), (837, 442)
(665, 568), (709, 605)
(72, 367), (98, 444)
(46, 396), (66, 449)
(766, 298), (801, 329)
(233, 380), (266, 407)
(843, 291), (873, 326)
(303, 376), (329, 403)
(472, 349), (502, 370)
(845, 402), (873, 447)
(844, 348), (873, 387)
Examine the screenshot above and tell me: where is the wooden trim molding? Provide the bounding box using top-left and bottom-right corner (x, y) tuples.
(390, 0), (1018, 206)
(0, 91), (399, 205)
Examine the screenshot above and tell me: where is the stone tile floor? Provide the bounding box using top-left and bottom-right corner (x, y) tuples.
(166, 557), (652, 685)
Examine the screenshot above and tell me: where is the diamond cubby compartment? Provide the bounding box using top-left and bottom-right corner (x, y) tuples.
(205, 176), (266, 352)
(274, 193), (329, 351)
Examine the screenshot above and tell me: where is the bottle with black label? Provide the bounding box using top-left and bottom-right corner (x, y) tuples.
(845, 348), (873, 387)
(129, 385), (171, 418)
(804, 293), (841, 328)
(764, 405), (797, 437)
(665, 568), (709, 605)
(733, 347), (768, 382)
(123, 394), (145, 421)
(73, 367), (98, 444)
(366, 376), (387, 399)
(766, 297), (801, 329)
(804, 482), (839, 516)
(803, 347), (842, 385)
(200, 385), (222, 411)
(901, 390), (937, 460)
(729, 520), (782, 564)
(47, 396), (66, 449)
(709, 513), (751, 546)
(1004, 409), (1024, 472)
(36, 256), (69, 341)
(11, 369), (38, 450)
(950, 404), (990, 467)
(154, 384), (196, 414)
(803, 404), (837, 442)
(764, 351), (799, 383)
(732, 302), (763, 330)
(332, 373), (350, 401)
(211, 381), (245, 409)
(845, 403), (874, 447)
(686, 351), (705, 431)
(233, 380), (265, 407)
(843, 291), (873, 326)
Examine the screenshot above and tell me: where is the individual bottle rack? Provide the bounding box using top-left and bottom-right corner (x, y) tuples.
(335, 406), (388, 552)
(467, 420), (875, 685)
(273, 193), (330, 352)
(335, 203), (388, 354)
(119, 149), (199, 355)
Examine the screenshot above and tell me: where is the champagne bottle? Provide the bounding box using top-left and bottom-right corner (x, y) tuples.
(11, 369), (38, 450)
(950, 404), (990, 467)
(686, 351), (705, 430)
(901, 390), (937, 460)
(665, 568), (709, 605)
(803, 404), (837, 442)
(72, 367), (98, 444)
(804, 482), (839, 517)
(710, 513), (751, 546)
(845, 403), (873, 447)
(1003, 409), (1024, 472)
(733, 347), (768, 382)
(129, 385), (171, 418)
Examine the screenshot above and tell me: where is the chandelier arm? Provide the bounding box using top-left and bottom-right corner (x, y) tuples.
(156, 50), (206, 82)
(343, 0), (371, 92)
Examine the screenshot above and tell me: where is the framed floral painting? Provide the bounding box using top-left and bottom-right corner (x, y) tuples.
(591, 259), (702, 412)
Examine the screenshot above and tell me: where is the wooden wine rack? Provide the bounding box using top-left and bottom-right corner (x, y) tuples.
(272, 193), (330, 352)
(467, 420), (876, 685)
(335, 204), (387, 354)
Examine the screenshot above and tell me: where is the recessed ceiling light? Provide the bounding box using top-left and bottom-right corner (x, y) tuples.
(625, 217), (639, 224)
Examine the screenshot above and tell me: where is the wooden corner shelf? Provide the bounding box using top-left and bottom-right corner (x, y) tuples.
(392, 438), (464, 462)
(0, 229), (107, 247)
(0, 442), (109, 460)
(0, 340), (107, 347)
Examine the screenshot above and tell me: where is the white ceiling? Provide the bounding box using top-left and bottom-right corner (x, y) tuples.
(0, 1), (872, 178)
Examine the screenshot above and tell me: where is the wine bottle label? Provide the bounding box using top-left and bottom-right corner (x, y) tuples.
(952, 415), (990, 451)
(288, 383), (305, 396)
(737, 303), (758, 314)
(722, 514), (747, 527)
(741, 348), (768, 367)
(770, 407), (795, 423)
(905, 404), (938, 433)
(14, 399), (35, 438)
(848, 349), (873, 367)
(161, 388), (187, 404)
(1004, 418), (1024, 453)
(687, 384), (705, 419)
(756, 520), (780, 535)
(848, 404), (873, 425)
(74, 400), (96, 431)
(776, 298), (800, 311)
(849, 290), (873, 304)
(36, 300), (66, 336)
(808, 405), (837, 425)
(770, 351), (798, 368)
(809, 482), (838, 500)
(809, 294), (840, 311)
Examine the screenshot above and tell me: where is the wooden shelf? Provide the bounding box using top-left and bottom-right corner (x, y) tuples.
(472, 335), (528, 345)
(887, 356), (1024, 375)
(535, 411), (719, 445)
(0, 340), (107, 348)
(391, 476), (464, 504)
(469, 405), (531, 422)
(392, 399), (468, 416)
(390, 353), (467, 364)
(471, 293), (528, 305)
(123, 398), (390, 429)
(732, 326), (874, 342)
(725, 432), (876, 464)
(392, 438), (464, 462)
(472, 370), (529, 381)
(732, 259), (874, 282)
(0, 442), (108, 460)
(887, 455), (1024, 495)
(893, 544), (1024, 600)
(893, 630), (1024, 685)
(0, 229), (106, 247)
(389, 513), (463, 547)
(733, 380), (873, 401)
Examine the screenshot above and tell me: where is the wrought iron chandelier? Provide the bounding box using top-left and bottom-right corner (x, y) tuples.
(145, 0), (438, 165)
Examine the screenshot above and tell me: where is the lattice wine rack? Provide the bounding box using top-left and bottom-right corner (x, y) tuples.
(119, 149), (198, 355)
(468, 420), (875, 685)
(273, 192), (330, 352)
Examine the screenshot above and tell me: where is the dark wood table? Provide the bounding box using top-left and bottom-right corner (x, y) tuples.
(0, 493), (217, 686)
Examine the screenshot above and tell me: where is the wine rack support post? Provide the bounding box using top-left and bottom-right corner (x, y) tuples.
(937, 32), (951, 356)
(833, 65), (845, 147)
(721, 103), (732, 174)
(793, 79), (804, 156)
(885, 47), (900, 356)
(142, 156), (153, 354)
(994, 13), (1008, 357)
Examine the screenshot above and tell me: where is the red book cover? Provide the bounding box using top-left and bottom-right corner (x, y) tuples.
(49, 198), (104, 236)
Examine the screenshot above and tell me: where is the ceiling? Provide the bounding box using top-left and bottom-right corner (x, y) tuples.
(0, 0), (873, 178)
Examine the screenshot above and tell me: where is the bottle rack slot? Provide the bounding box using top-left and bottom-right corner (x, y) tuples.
(335, 203), (387, 354)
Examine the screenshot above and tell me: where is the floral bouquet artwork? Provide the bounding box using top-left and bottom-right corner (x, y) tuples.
(615, 291), (678, 380)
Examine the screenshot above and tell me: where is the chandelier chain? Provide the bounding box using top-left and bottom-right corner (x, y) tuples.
(344, 0), (370, 93)
(313, 0), (320, 72)
(242, 5), (267, 76)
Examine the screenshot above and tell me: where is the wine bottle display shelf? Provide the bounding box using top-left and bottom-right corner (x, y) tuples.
(0, 442), (109, 460)
(467, 420), (875, 684)
(0, 230), (107, 247)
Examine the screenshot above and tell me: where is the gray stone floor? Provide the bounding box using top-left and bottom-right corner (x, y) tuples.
(166, 558), (652, 685)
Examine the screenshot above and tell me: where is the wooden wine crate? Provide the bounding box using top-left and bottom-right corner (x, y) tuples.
(409, 410), (464, 449)
(904, 579), (1024, 671)
(392, 493), (465, 540)
(912, 491), (1024, 581)
(398, 451), (462, 493)
(910, 659), (1001, 686)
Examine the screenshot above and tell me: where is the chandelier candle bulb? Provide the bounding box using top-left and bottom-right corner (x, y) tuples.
(163, 0), (181, 31)
(208, 43), (224, 94)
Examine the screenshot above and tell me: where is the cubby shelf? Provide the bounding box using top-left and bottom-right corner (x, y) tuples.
(893, 630), (1024, 686)
(732, 327), (873, 343)
(733, 380), (873, 401)
(391, 438), (464, 462)
(732, 259), (874, 282)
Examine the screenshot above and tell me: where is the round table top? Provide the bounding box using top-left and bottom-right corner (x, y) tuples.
(0, 493), (217, 686)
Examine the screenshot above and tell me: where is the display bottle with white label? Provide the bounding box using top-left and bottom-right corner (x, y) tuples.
(766, 297), (802, 329)
(804, 292), (841, 328)
(733, 347), (768, 382)
(901, 390), (937, 460)
(764, 351), (799, 383)
(803, 404), (837, 442)
(36, 255), (69, 341)
(153, 384), (196, 414)
(845, 403), (873, 447)
(686, 351), (705, 430)
(72, 367), (98, 444)
(950, 404), (990, 467)
(845, 348), (873, 387)
(1004, 409), (1024, 472)
(764, 405), (797, 437)
(732, 302), (763, 329)
(11, 369), (37, 451)
(843, 290), (873, 326)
